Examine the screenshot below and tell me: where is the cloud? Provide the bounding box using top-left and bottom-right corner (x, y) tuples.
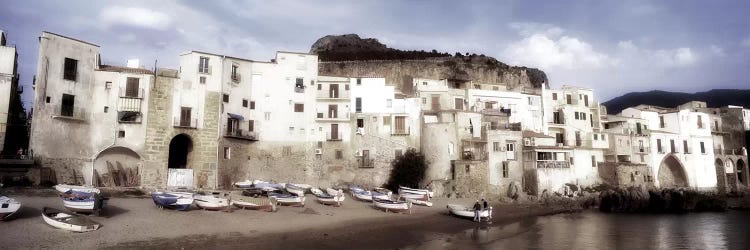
(100, 6), (172, 30)
(742, 37), (750, 47)
(709, 45), (725, 56)
(503, 25), (610, 69)
(616, 41), (698, 67)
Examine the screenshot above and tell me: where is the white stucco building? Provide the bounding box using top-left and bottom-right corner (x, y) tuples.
(0, 30), (19, 154)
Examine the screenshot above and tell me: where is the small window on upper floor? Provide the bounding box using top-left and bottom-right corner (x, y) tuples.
(345, 84), (350, 90)
(105, 81), (112, 89)
(317, 84), (322, 90)
(242, 99), (248, 107)
(223, 94), (229, 103)
(250, 101), (255, 110)
(118, 130), (125, 138)
(295, 78), (304, 88)
(386, 99), (392, 108)
(552, 93), (557, 100)
(356, 78), (362, 85)
(294, 103), (304, 112)
(199, 76), (206, 84)
(63, 58), (77, 81)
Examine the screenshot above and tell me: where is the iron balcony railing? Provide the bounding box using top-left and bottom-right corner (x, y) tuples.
(225, 128), (257, 140)
(119, 87), (144, 99)
(327, 132), (343, 141)
(537, 161), (570, 168)
(716, 148), (745, 155)
(231, 73), (241, 83)
(461, 150), (487, 161)
(51, 105), (87, 121)
(391, 127), (410, 136)
(316, 90), (350, 99)
(173, 117), (198, 128)
(294, 86), (305, 93)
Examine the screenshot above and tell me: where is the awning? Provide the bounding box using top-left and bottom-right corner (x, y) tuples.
(227, 113), (244, 120)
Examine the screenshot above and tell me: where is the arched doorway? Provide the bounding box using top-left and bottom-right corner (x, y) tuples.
(715, 159), (726, 192)
(94, 146), (142, 187)
(168, 134), (193, 169)
(738, 159), (746, 186)
(658, 154), (688, 188)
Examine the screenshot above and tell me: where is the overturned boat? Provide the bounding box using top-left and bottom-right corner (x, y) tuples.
(231, 196), (277, 212)
(446, 204), (492, 221)
(59, 190), (107, 214)
(0, 196), (21, 220)
(311, 188), (345, 206)
(373, 198), (411, 213)
(193, 193), (230, 211)
(285, 183), (309, 197)
(269, 192), (305, 207)
(42, 207), (101, 233)
(151, 191), (194, 211)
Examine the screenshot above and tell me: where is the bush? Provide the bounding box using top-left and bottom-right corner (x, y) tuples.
(384, 148), (427, 192)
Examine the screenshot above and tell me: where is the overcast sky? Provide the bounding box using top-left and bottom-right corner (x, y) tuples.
(2, 0), (749, 108)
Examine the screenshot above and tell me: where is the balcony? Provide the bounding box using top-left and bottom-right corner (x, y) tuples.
(461, 150), (487, 161)
(489, 122), (521, 131)
(231, 73), (241, 83)
(173, 117), (198, 128)
(360, 158), (374, 168)
(294, 86), (305, 93)
(51, 105), (87, 121)
(224, 128), (257, 141)
(717, 148), (746, 155)
(119, 87), (144, 99)
(391, 127), (410, 136)
(327, 132), (343, 141)
(632, 146), (650, 154)
(316, 90), (350, 100)
(316, 113), (349, 122)
(537, 161), (570, 168)
(198, 66), (211, 75)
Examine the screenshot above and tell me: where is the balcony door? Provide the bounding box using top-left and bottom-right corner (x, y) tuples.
(330, 124), (339, 140)
(61, 94), (75, 116)
(125, 77), (139, 97)
(328, 104), (338, 118)
(180, 107), (192, 126)
(329, 84), (339, 98)
(431, 95), (440, 111)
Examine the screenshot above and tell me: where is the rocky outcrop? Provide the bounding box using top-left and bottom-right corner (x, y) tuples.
(311, 34), (548, 94)
(599, 187), (727, 213)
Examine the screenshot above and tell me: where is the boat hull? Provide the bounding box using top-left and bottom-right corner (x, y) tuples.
(271, 194), (305, 207)
(152, 192), (194, 211)
(0, 196), (21, 221)
(193, 194), (230, 211)
(42, 207), (100, 233)
(447, 204), (492, 220)
(60, 192), (106, 214)
(373, 199), (411, 213)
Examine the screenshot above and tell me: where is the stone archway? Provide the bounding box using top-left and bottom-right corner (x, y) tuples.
(738, 159), (746, 186)
(94, 146), (142, 187)
(168, 134), (193, 169)
(658, 154), (688, 188)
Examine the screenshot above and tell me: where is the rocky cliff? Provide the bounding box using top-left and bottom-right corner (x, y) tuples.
(311, 34), (548, 94)
(603, 89), (750, 114)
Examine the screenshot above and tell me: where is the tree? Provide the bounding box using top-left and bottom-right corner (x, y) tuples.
(384, 148), (428, 192)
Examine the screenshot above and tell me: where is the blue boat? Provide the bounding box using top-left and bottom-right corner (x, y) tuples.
(151, 192), (194, 211)
(59, 190), (106, 214)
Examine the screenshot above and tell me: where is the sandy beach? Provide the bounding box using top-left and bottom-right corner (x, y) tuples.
(0, 189), (579, 249)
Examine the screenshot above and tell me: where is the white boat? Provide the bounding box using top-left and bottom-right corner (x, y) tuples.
(193, 193), (230, 211)
(0, 196), (21, 220)
(59, 191), (106, 214)
(151, 191), (194, 211)
(231, 196), (277, 212)
(311, 188), (345, 206)
(325, 188), (342, 196)
(350, 189), (373, 202)
(373, 198), (411, 213)
(234, 180), (254, 189)
(403, 196), (433, 207)
(42, 207), (101, 233)
(54, 184), (100, 194)
(372, 188), (392, 200)
(447, 204), (492, 221)
(285, 183), (308, 197)
(269, 193), (305, 207)
(398, 186), (433, 200)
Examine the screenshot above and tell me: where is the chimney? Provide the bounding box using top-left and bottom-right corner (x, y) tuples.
(127, 59), (140, 68)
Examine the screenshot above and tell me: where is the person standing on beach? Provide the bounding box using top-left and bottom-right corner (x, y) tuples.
(481, 198), (488, 210)
(473, 200), (481, 222)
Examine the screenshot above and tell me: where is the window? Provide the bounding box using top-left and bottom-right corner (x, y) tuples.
(250, 101), (255, 110)
(242, 99), (248, 107)
(552, 93), (557, 100)
(222, 94), (229, 103)
(594, 134), (598, 140)
(104, 106), (109, 113)
(700, 141), (706, 154)
(198, 76), (205, 84)
(46, 96), (51, 103)
(574, 112), (580, 120)
(394, 116), (406, 134)
(506, 143), (515, 160)
(383, 116), (391, 126)
(317, 113), (324, 118)
(294, 103), (304, 112)
(317, 84), (322, 90)
(105, 81), (112, 89)
(295, 78), (304, 88)
(714, 120), (719, 130)
(335, 150), (343, 159)
(198, 57), (209, 74)
(659, 116), (665, 128)
(697, 115), (703, 129)
(264, 112), (271, 121)
(484, 102), (492, 110)
(591, 155), (596, 168)
(223, 147), (231, 159)
(657, 139), (663, 153)
(566, 95), (572, 104)
(357, 118), (364, 128)
(289, 127), (294, 134)
(118, 130), (125, 138)
(61, 94), (75, 117)
(355, 98), (362, 112)
(356, 78), (361, 85)
(345, 84), (349, 90)
(528, 97), (532, 105)
(63, 58), (77, 81)
(422, 97), (427, 104)
(683, 140), (689, 153)
(590, 114), (593, 126)
(180, 107), (192, 126)
(123, 77), (140, 97)
(454, 98), (463, 110)
(569, 157), (575, 166)
(231, 64), (239, 81)
(395, 149), (403, 158)
(386, 99), (392, 108)
(502, 162), (509, 178)
(248, 120), (254, 132)
(465, 165), (470, 174)
(670, 139), (676, 153)
(493, 142), (501, 152)
(584, 95), (589, 107)
(328, 104), (338, 118)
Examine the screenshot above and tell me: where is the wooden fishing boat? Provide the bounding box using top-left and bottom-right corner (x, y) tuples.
(269, 192), (305, 207)
(285, 183), (308, 197)
(151, 191), (193, 211)
(311, 188), (345, 206)
(234, 180), (254, 189)
(54, 184), (100, 194)
(252, 180), (284, 191)
(372, 188), (392, 200)
(403, 196), (433, 207)
(350, 189), (374, 202)
(0, 196), (21, 220)
(398, 186), (433, 200)
(325, 188), (342, 196)
(41, 207), (101, 232)
(241, 188), (264, 197)
(446, 204), (492, 221)
(59, 190), (107, 214)
(231, 196), (277, 212)
(373, 198), (411, 213)
(193, 193), (230, 211)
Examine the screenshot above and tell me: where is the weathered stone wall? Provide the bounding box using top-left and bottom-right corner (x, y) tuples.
(422, 122), (457, 189)
(452, 160), (489, 198)
(598, 162), (653, 188)
(319, 60), (540, 95)
(141, 72), (220, 189)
